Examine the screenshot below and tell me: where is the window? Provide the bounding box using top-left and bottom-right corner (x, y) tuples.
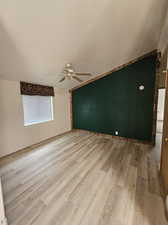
(22, 95), (54, 126)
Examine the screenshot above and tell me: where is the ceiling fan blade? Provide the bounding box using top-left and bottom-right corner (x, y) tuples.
(59, 77), (66, 82)
(75, 72), (92, 76)
(72, 76), (83, 83)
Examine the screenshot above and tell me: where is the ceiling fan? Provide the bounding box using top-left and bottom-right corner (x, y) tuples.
(59, 63), (92, 83)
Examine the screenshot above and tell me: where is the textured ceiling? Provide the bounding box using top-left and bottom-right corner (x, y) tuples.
(0, 0), (168, 89)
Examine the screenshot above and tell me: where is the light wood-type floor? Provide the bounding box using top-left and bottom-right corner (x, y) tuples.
(0, 130), (168, 225)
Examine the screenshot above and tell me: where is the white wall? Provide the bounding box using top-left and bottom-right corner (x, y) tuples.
(158, 10), (168, 53)
(0, 79), (71, 158)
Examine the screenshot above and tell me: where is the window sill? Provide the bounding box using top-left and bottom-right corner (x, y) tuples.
(24, 119), (54, 127)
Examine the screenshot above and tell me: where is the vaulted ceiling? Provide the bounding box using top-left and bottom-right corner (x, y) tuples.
(0, 0), (168, 89)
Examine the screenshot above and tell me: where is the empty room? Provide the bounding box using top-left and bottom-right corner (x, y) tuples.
(1, 0), (168, 225)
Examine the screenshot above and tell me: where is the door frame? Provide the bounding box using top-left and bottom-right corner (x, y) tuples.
(0, 178), (8, 225)
(160, 70), (168, 193)
(152, 52), (162, 145)
(159, 45), (168, 195)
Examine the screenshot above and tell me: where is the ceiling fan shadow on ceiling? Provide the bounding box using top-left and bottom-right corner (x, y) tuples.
(59, 63), (92, 83)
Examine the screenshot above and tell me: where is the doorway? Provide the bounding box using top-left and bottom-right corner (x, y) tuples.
(153, 88), (166, 167)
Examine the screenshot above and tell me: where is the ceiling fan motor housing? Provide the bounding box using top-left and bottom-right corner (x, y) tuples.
(59, 63), (91, 83)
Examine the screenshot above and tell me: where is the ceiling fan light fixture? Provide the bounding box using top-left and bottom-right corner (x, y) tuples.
(68, 69), (74, 73)
(66, 63), (72, 68)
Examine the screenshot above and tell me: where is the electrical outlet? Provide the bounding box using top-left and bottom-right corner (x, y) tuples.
(115, 131), (118, 135)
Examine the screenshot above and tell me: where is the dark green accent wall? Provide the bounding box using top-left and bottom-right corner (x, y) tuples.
(72, 55), (157, 142)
